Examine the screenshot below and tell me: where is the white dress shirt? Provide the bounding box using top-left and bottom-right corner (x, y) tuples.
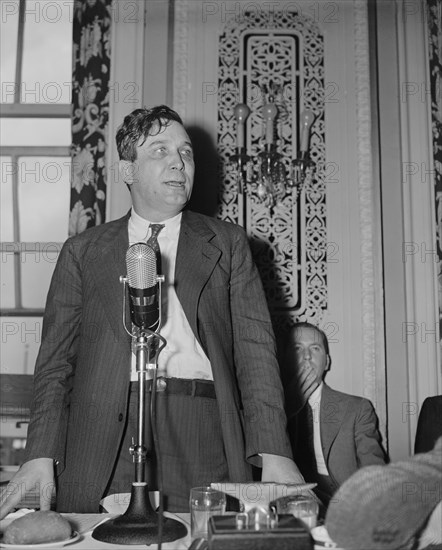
(308, 382), (330, 476)
(128, 208), (212, 381)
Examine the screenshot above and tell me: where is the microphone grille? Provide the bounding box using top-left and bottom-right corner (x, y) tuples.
(126, 243), (157, 288)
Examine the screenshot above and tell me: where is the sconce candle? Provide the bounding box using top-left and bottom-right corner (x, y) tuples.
(234, 103), (250, 149)
(230, 90), (316, 207)
(299, 110), (315, 155)
(262, 102), (278, 146)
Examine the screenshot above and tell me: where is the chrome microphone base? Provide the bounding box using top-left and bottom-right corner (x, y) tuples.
(92, 482), (187, 545)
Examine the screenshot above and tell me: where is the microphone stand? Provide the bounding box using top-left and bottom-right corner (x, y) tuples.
(92, 275), (187, 545)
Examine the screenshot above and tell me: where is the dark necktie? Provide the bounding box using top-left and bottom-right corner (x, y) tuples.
(297, 403), (317, 474)
(147, 223), (164, 274)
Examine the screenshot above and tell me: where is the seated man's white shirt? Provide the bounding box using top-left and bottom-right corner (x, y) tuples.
(128, 209), (212, 381)
(308, 383), (329, 476)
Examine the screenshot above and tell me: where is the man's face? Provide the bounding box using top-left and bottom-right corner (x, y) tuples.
(122, 120), (195, 221)
(289, 326), (330, 385)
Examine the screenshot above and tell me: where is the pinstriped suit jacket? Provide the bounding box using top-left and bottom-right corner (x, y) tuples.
(24, 210), (292, 512)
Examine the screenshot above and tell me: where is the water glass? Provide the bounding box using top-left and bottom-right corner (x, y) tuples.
(275, 495), (319, 530)
(190, 486), (226, 540)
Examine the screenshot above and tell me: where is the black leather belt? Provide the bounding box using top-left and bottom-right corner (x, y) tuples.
(132, 377), (216, 399)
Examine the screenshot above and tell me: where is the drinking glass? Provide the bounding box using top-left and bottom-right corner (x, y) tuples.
(189, 486), (226, 540)
(275, 495), (319, 530)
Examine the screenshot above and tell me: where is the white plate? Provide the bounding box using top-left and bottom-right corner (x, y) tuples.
(0, 531), (80, 548)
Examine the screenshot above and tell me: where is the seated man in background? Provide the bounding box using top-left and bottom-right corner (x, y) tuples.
(281, 322), (387, 508)
(414, 395), (442, 454)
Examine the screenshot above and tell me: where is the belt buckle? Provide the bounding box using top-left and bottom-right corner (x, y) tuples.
(156, 377), (167, 392)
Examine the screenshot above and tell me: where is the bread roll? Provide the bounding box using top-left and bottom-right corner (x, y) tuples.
(3, 510), (72, 544)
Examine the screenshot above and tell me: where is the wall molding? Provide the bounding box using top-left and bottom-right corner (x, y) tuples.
(397, 0), (441, 448)
(106, 0), (144, 221)
(172, 0), (189, 118)
(353, 0), (386, 430)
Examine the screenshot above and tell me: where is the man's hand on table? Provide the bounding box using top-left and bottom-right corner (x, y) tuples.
(261, 453), (306, 484)
(261, 453), (320, 504)
(0, 458), (55, 520)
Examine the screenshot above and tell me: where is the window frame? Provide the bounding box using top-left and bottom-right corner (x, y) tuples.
(0, 0), (72, 316)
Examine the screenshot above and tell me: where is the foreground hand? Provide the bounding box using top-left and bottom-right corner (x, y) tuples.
(0, 458), (55, 520)
(261, 454), (306, 484)
(261, 454), (320, 503)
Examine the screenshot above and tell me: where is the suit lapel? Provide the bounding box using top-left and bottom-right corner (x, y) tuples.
(89, 214), (131, 344)
(320, 384), (347, 460)
(89, 211), (221, 347)
(175, 211), (221, 343)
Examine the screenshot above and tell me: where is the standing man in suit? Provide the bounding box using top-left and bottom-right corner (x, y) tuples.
(282, 322), (387, 507)
(1, 106), (305, 518)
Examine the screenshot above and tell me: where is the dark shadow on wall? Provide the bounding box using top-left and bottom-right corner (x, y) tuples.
(185, 125), (292, 355)
(248, 235), (296, 352)
(185, 125), (221, 217)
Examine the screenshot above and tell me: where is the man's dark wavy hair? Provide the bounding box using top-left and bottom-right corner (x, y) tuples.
(116, 105), (184, 162)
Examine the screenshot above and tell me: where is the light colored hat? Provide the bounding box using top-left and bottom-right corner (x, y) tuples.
(326, 438), (442, 550)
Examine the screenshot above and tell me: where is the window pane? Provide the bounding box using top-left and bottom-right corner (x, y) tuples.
(21, 250), (58, 308)
(1, 118), (71, 146)
(18, 156), (70, 241)
(1, 156), (14, 241)
(21, 0), (73, 104)
(0, 252), (15, 308)
(0, 0), (19, 103)
(0, 316), (42, 374)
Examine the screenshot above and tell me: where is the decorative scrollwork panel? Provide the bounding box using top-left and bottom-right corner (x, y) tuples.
(217, 9), (326, 333)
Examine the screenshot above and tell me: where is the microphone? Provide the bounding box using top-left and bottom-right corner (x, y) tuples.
(126, 242), (159, 332)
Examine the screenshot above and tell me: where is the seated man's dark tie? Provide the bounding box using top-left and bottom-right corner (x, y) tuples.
(297, 403), (317, 474)
(296, 403), (337, 509)
(147, 223), (164, 274)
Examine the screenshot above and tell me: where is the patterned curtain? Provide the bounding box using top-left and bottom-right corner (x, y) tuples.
(426, 1), (442, 348)
(69, 0), (112, 236)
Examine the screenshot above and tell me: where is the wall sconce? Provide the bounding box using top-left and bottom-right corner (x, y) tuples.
(231, 87), (315, 208)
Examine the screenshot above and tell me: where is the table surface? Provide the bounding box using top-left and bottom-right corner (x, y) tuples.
(0, 512), (192, 549)
(0, 511), (337, 550)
